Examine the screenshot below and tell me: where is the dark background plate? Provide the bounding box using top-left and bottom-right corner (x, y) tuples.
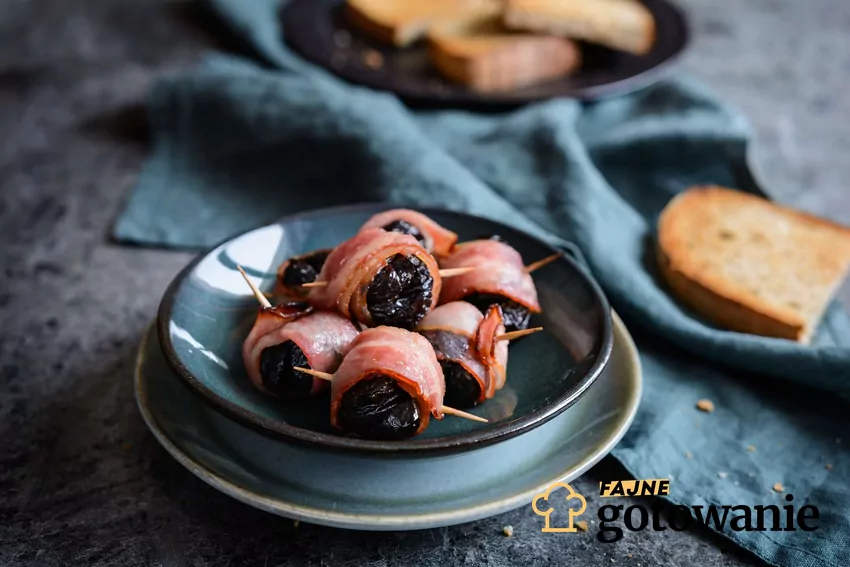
(281, 0), (689, 106)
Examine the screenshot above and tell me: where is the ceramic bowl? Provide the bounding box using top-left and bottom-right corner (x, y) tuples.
(157, 205), (613, 455)
(138, 312), (640, 529)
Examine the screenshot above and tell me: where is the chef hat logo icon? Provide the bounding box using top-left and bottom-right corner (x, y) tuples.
(531, 482), (587, 533)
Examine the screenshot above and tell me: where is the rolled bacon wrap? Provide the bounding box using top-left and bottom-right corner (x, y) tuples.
(419, 301), (508, 402)
(243, 308), (359, 396)
(418, 301), (489, 403)
(309, 228), (442, 325)
(438, 240), (541, 312)
(330, 326), (445, 435)
(475, 305), (509, 398)
(359, 209), (458, 257)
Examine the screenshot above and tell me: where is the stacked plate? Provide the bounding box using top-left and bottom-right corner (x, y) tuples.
(137, 205), (642, 529)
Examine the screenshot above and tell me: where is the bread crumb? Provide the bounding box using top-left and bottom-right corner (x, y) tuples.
(718, 472), (728, 479)
(696, 399), (715, 413)
(576, 520), (589, 532)
(363, 49), (384, 69)
(685, 451), (693, 459)
(627, 553), (633, 558)
(825, 464), (832, 470)
(746, 445), (756, 452)
(773, 482), (784, 493)
(293, 520), (300, 529)
(502, 525), (513, 537)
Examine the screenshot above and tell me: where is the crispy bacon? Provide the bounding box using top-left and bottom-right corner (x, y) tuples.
(243, 307), (358, 395)
(419, 301), (508, 402)
(475, 305), (509, 398)
(309, 228), (441, 325)
(438, 240), (541, 312)
(330, 326), (445, 434)
(419, 302), (488, 403)
(360, 209), (458, 257)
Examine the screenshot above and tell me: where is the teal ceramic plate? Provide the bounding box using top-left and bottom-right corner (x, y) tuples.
(157, 205), (613, 455)
(136, 312), (640, 530)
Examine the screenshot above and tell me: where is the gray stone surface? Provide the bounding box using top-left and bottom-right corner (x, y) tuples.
(0, 0), (847, 565)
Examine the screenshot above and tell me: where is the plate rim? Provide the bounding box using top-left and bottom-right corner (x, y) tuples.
(156, 203), (614, 456)
(137, 312), (641, 530)
(281, 0), (690, 104)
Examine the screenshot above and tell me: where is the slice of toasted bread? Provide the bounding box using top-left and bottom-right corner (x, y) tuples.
(503, 0), (656, 55)
(657, 186), (850, 343)
(428, 9), (581, 92)
(345, 0), (499, 47)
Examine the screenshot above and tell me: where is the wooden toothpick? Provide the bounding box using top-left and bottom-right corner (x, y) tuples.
(524, 253), (561, 274)
(293, 366), (333, 381)
(237, 265), (272, 308)
(496, 327), (543, 341)
(442, 406), (489, 423)
(439, 267), (475, 278)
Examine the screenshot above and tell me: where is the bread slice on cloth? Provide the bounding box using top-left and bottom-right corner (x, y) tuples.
(428, 8), (581, 91)
(657, 186), (850, 343)
(503, 0), (656, 55)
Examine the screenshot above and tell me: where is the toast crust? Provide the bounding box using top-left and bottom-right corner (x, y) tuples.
(346, 0), (498, 47)
(657, 186), (850, 343)
(429, 19), (581, 91)
(503, 0), (656, 55)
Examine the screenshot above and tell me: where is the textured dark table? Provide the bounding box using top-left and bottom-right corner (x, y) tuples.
(1, 1), (848, 565)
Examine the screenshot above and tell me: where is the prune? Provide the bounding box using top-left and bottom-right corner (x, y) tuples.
(464, 293), (531, 334)
(441, 360), (482, 408)
(281, 250), (330, 287)
(382, 220), (426, 246)
(259, 340), (313, 398)
(336, 374), (421, 440)
(366, 254), (434, 329)
(419, 330), (469, 361)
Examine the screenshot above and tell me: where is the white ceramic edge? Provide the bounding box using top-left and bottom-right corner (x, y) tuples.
(135, 310), (642, 531)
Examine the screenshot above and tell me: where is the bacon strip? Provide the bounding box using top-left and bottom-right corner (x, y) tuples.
(418, 301), (488, 402)
(309, 228), (441, 325)
(418, 300), (482, 335)
(439, 240), (541, 312)
(243, 308), (358, 396)
(330, 327), (445, 435)
(419, 301), (508, 401)
(475, 305), (509, 398)
(360, 209), (458, 257)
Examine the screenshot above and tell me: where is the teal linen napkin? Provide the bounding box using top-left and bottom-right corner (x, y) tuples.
(116, 1), (850, 565)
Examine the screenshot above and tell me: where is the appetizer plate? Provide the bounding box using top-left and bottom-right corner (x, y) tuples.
(158, 205), (613, 455)
(281, 0), (689, 105)
(137, 312), (640, 530)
